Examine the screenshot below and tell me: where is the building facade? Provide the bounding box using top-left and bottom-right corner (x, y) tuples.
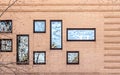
(0, 0), (120, 75)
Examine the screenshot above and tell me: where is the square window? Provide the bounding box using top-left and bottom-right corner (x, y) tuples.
(33, 51), (46, 64)
(0, 20), (12, 33)
(0, 39), (12, 52)
(67, 51), (79, 64)
(33, 20), (46, 33)
(67, 28), (96, 41)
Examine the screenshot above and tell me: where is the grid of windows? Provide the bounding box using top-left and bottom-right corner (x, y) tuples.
(0, 19), (96, 65)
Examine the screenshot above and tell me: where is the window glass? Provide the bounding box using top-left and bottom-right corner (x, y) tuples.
(67, 28), (96, 41)
(0, 39), (12, 52)
(17, 35), (29, 64)
(34, 20), (46, 33)
(50, 20), (62, 49)
(0, 20), (12, 33)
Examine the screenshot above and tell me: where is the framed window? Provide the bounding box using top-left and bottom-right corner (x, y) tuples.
(50, 20), (62, 50)
(0, 39), (12, 52)
(67, 28), (96, 41)
(0, 20), (12, 33)
(17, 35), (29, 65)
(67, 51), (79, 64)
(33, 20), (46, 33)
(33, 51), (46, 64)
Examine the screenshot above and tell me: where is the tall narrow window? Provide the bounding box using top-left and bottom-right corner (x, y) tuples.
(17, 35), (29, 64)
(0, 20), (12, 33)
(50, 20), (62, 50)
(0, 39), (12, 52)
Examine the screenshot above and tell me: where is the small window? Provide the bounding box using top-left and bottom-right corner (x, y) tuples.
(33, 20), (46, 33)
(67, 28), (96, 41)
(0, 39), (12, 52)
(0, 20), (12, 33)
(33, 51), (46, 64)
(67, 51), (79, 64)
(50, 20), (62, 50)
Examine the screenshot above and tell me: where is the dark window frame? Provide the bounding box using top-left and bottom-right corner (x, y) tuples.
(67, 51), (79, 65)
(67, 28), (96, 41)
(33, 51), (46, 65)
(33, 20), (46, 33)
(16, 34), (29, 65)
(50, 20), (63, 50)
(0, 39), (12, 52)
(0, 20), (12, 33)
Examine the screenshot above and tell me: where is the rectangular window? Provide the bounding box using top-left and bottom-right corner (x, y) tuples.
(0, 20), (12, 33)
(67, 51), (79, 64)
(50, 20), (62, 50)
(17, 35), (29, 65)
(0, 39), (12, 52)
(33, 51), (46, 64)
(67, 28), (96, 41)
(33, 20), (46, 33)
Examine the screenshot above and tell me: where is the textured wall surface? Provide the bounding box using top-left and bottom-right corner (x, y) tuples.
(0, 0), (120, 75)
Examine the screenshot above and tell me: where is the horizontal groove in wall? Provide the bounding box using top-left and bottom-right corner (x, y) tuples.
(104, 47), (120, 50)
(104, 60), (120, 63)
(1, 9), (120, 12)
(104, 35), (120, 37)
(1, 3), (120, 6)
(104, 54), (120, 56)
(104, 66), (120, 69)
(104, 28), (120, 31)
(104, 22), (120, 25)
(104, 16), (120, 18)
(0, 72), (100, 75)
(104, 42), (120, 44)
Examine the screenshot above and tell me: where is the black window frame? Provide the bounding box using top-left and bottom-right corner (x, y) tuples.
(67, 51), (79, 65)
(0, 20), (12, 33)
(0, 39), (12, 52)
(16, 34), (29, 65)
(50, 20), (63, 50)
(67, 28), (96, 41)
(33, 51), (46, 65)
(33, 20), (46, 33)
